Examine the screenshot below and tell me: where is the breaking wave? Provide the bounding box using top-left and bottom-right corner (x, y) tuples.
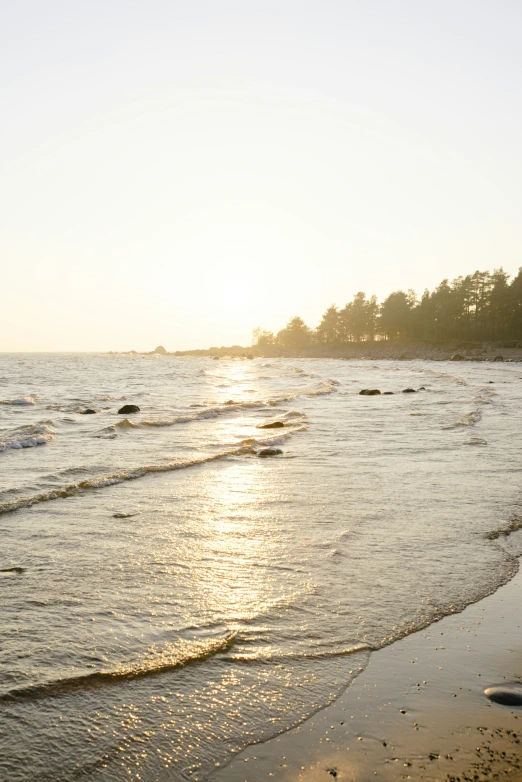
(0, 422), (55, 452)
(0, 394), (38, 406)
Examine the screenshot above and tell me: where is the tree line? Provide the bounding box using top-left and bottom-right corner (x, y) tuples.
(253, 268), (522, 348)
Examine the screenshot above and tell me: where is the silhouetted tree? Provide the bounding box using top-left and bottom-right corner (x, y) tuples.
(379, 291), (412, 340)
(316, 305), (340, 344)
(277, 316), (312, 348)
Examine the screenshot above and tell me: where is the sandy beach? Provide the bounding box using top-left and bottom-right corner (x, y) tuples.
(215, 564), (522, 781)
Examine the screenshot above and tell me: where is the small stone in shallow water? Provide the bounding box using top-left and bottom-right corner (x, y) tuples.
(383, 391), (394, 395)
(402, 388), (416, 393)
(117, 404), (140, 414)
(359, 389), (381, 396)
(81, 409), (97, 414)
(0, 566), (25, 574)
(257, 421), (284, 429)
(257, 447), (283, 458)
(484, 684), (522, 706)
(113, 513), (138, 519)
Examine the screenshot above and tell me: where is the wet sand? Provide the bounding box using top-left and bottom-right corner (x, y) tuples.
(214, 565), (522, 781)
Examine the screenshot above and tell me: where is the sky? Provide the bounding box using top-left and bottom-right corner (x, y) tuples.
(2, 0), (522, 351)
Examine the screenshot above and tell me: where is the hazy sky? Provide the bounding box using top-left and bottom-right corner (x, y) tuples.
(2, 1), (521, 351)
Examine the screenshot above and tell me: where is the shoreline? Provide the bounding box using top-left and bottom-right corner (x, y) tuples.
(111, 345), (522, 363)
(214, 560), (522, 781)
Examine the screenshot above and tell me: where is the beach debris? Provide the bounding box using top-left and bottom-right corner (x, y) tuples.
(484, 683), (522, 706)
(402, 388), (416, 393)
(257, 447), (283, 458)
(256, 421), (284, 429)
(80, 409), (97, 415)
(359, 389), (381, 395)
(117, 404), (140, 414)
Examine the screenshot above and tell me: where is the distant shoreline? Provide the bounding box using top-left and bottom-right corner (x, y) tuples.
(111, 342), (522, 363)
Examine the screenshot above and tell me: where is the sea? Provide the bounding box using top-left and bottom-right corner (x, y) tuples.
(1, 353), (522, 781)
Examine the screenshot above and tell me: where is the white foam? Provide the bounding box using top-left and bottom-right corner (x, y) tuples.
(0, 394), (39, 406)
(0, 422), (55, 452)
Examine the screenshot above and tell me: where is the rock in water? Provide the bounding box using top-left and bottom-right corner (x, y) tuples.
(383, 392), (394, 395)
(450, 353), (465, 361)
(117, 404), (140, 414)
(484, 683), (522, 706)
(153, 345), (167, 354)
(257, 421), (285, 429)
(359, 389), (381, 396)
(493, 355), (504, 362)
(81, 409), (97, 414)
(402, 388), (416, 393)
(257, 447), (283, 458)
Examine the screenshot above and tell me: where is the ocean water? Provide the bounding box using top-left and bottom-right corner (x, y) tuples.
(1, 353), (522, 781)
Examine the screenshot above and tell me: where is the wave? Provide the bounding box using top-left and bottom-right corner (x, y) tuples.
(115, 418), (139, 429)
(0, 424), (307, 516)
(225, 642), (371, 664)
(456, 409), (482, 426)
(0, 633), (237, 704)
(0, 422), (55, 452)
(0, 394), (38, 406)
(139, 380), (338, 428)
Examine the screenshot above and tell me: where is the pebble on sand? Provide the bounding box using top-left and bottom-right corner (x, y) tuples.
(484, 683), (522, 707)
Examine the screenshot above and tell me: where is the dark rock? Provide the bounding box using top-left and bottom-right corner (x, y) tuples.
(113, 512), (138, 519)
(81, 409), (97, 415)
(0, 566), (24, 574)
(153, 345), (167, 354)
(493, 355), (504, 362)
(359, 389), (381, 396)
(402, 388), (416, 393)
(383, 391), (394, 395)
(450, 354), (466, 361)
(484, 683), (522, 707)
(257, 447), (283, 458)
(257, 421), (285, 429)
(419, 386), (426, 391)
(117, 404), (140, 414)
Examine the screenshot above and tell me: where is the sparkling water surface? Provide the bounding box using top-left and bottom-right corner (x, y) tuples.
(1, 353), (521, 781)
